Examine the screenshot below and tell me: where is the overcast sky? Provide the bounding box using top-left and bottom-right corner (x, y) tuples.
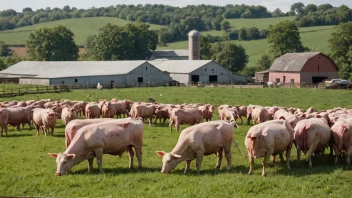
(3, 0), (352, 12)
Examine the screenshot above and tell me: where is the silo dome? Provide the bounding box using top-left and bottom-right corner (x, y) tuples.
(188, 30), (201, 37)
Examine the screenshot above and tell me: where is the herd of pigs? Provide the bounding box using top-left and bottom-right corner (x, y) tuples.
(0, 98), (352, 177)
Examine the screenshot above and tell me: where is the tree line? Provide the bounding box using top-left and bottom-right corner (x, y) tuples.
(0, 3), (351, 32)
(292, 3), (352, 27)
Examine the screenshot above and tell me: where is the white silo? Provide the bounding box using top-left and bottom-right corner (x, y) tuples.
(188, 30), (201, 60)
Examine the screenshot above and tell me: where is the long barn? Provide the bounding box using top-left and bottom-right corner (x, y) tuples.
(0, 61), (172, 86)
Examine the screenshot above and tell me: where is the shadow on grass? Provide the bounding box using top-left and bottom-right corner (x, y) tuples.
(2, 133), (33, 137)
(69, 167), (160, 176)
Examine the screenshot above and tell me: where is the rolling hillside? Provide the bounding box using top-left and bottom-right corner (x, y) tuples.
(0, 17), (166, 45)
(0, 16), (336, 68)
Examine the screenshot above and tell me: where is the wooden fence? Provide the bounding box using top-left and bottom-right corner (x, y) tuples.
(0, 85), (70, 98)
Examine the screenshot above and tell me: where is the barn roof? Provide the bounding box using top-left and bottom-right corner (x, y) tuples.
(152, 50), (189, 58)
(149, 60), (213, 73)
(0, 61), (148, 78)
(269, 52), (323, 72)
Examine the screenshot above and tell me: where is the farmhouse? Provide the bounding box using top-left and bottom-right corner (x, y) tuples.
(0, 61), (172, 86)
(150, 60), (247, 84)
(268, 52), (338, 84)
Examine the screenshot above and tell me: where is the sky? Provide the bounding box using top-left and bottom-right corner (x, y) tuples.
(2, 0), (352, 13)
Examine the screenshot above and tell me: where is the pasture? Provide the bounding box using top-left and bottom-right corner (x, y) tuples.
(1, 87), (352, 197)
(0, 17), (165, 45)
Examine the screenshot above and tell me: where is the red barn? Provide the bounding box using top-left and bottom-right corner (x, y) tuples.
(268, 52), (338, 84)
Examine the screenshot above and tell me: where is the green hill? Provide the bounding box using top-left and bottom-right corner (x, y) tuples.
(0, 17), (166, 45)
(159, 25), (335, 67)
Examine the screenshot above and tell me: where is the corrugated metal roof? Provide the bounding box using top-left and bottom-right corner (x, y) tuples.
(269, 52), (321, 72)
(0, 61), (147, 78)
(149, 60), (212, 73)
(152, 50), (189, 57)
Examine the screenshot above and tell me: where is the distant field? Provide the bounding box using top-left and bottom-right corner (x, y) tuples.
(227, 16), (295, 30)
(159, 25), (335, 67)
(0, 17), (166, 45)
(1, 87), (352, 197)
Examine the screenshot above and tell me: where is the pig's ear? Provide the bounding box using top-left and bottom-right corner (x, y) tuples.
(155, 151), (165, 157)
(67, 154), (76, 159)
(247, 133), (252, 138)
(48, 153), (58, 158)
(262, 130), (268, 136)
(171, 154), (181, 159)
(123, 122), (130, 128)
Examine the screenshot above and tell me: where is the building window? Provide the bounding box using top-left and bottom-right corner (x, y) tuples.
(221, 73), (223, 75)
(290, 79), (294, 84)
(276, 78), (280, 83)
(212, 69), (214, 71)
(138, 77), (143, 83)
(205, 69), (207, 71)
(75, 79), (77, 83)
(146, 66), (148, 70)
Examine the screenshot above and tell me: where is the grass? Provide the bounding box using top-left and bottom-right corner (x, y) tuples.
(1, 87), (352, 197)
(159, 25), (335, 67)
(0, 17), (166, 45)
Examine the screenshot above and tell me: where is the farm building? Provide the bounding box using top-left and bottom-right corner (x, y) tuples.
(255, 70), (269, 84)
(150, 50), (189, 60)
(150, 60), (248, 84)
(268, 52), (338, 84)
(0, 61), (172, 86)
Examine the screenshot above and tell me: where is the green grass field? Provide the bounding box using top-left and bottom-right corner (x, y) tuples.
(159, 26), (335, 67)
(1, 87), (352, 197)
(0, 17), (166, 45)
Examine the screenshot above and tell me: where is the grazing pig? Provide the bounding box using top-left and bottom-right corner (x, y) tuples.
(267, 106), (279, 120)
(220, 108), (240, 128)
(32, 108), (57, 136)
(294, 118), (331, 167)
(0, 108), (10, 136)
(331, 117), (352, 165)
(245, 120), (294, 176)
(65, 118), (115, 148)
(61, 108), (78, 125)
(251, 107), (269, 124)
(134, 104), (156, 127)
(234, 105), (247, 124)
(246, 104), (260, 125)
(154, 107), (169, 124)
(156, 120), (235, 174)
(169, 108), (203, 133)
(7, 107), (32, 131)
(85, 103), (100, 119)
(48, 118), (144, 176)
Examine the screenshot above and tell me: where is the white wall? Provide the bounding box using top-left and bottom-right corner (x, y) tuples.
(190, 62), (247, 84)
(20, 78), (50, 85)
(127, 62), (171, 85)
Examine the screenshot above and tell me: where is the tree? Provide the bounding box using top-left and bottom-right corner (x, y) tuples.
(200, 36), (212, 60)
(0, 58), (7, 70)
(91, 23), (157, 60)
(247, 27), (260, 39)
(26, 25), (79, 61)
(0, 41), (11, 56)
(329, 22), (352, 80)
(221, 20), (230, 31)
(290, 2), (305, 15)
(318, 4), (333, 12)
(238, 27), (248, 40)
(257, 53), (273, 70)
(211, 42), (248, 73)
(272, 8), (284, 17)
(267, 20), (307, 58)
(304, 4), (317, 14)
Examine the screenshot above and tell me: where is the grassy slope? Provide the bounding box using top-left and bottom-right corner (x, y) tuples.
(159, 26), (335, 67)
(0, 17), (166, 45)
(0, 87), (352, 197)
